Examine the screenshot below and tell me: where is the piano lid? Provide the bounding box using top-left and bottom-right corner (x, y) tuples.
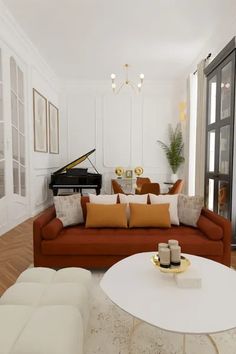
(53, 148), (96, 175)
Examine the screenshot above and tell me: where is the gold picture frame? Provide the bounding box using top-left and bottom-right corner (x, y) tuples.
(33, 89), (48, 153)
(48, 102), (59, 154)
(125, 170), (133, 178)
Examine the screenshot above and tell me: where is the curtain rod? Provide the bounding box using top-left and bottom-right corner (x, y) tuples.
(193, 53), (211, 75)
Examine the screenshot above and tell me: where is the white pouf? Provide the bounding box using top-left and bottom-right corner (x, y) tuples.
(0, 283), (47, 306)
(11, 306), (83, 354)
(0, 267), (92, 354)
(0, 305), (33, 354)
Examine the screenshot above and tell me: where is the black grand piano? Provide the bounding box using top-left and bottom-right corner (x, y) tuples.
(49, 149), (102, 196)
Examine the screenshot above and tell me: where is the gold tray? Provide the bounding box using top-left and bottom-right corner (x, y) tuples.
(151, 254), (191, 273)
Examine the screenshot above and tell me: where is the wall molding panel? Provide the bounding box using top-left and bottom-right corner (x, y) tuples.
(65, 80), (185, 193)
(102, 94), (132, 168)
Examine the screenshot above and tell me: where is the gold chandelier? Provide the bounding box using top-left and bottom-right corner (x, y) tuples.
(111, 64), (144, 94)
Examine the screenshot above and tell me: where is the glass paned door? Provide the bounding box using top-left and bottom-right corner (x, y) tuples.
(220, 62), (232, 120)
(208, 75), (217, 124)
(205, 53), (234, 218)
(0, 49), (5, 199)
(10, 57), (26, 197)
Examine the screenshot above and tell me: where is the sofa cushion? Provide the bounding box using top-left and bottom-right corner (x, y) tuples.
(41, 225), (223, 257)
(89, 193), (118, 204)
(149, 194), (179, 225)
(178, 194), (204, 227)
(81, 196), (89, 220)
(129, 203), (171, 228)
(197, 215), (223, 240)
(42, 218), (63, 240)
(119, 193), (148, 219)
(86, 203), (127, 228)
(54, 194), (84, 227)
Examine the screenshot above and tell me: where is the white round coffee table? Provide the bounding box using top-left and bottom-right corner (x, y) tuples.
(100, 252), (236, 353)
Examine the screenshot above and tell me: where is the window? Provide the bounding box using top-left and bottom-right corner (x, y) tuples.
(10, 57), (26, 196)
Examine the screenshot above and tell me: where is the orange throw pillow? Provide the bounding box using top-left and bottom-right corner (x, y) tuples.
(86, 203), (128, 228)
(129, 203), (171, 228)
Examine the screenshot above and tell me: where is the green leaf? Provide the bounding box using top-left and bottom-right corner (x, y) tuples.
(157, 123), (185, 174)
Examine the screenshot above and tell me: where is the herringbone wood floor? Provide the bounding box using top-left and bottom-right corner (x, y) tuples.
(0, 218), (34, 295)
(0, 217), (236, 296)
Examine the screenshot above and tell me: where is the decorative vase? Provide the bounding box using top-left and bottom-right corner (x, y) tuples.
(171, 173), (178, 183)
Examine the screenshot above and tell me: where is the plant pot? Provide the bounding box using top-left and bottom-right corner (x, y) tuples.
(171, 173), (178, 183)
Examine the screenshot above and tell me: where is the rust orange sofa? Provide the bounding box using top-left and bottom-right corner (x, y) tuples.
(33, 196), (232, 268)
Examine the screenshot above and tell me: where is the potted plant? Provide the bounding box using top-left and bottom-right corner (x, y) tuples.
(157, 123), (185, 182)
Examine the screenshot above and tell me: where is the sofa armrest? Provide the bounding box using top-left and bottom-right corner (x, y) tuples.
(33, 206), (56, 263)
(201, 208), (232, 266)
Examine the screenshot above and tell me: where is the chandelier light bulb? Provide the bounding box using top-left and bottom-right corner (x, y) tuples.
(137, 83), (142, 89)
(111, 73), (116, 79)
(139, 73), (144, 80)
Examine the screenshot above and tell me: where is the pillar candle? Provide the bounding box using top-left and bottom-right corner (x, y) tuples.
(168, 239), (179, 248)
(158, 243), (168, 253)
(170, 245), (181, 266)
(159, 248), (170, 268)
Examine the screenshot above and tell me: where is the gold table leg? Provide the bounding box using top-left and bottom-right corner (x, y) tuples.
(183, 334), (220, 354)
(129, 317), (220, 354)
(183, 334), (186, 354)
(207, 334), (220, 354)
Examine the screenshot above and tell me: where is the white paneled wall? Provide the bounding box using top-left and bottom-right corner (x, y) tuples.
(64, 81), (185, 193)
(103, 94), (132, 167)
(0, 1), (64, 234)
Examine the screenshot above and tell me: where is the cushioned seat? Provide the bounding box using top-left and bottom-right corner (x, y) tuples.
(0, 267), (92, 354)
(0, 305), (33, 354)
(41, 225), (223, 257)
(11, 306), (83, 354)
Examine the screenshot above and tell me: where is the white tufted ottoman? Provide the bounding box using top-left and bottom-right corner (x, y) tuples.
(0, 267), (91, 354)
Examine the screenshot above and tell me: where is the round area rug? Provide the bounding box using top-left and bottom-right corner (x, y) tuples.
(84, 271), (236, 354)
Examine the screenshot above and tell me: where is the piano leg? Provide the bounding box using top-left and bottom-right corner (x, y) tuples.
(96, 187), (100, 195)
(53, 188), (58, 196)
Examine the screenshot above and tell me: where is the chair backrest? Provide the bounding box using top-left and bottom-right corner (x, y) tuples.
(139, 183), (160, 195)
(136, 177), (151, 188)
(111, 179), (124, 194)
(168, 179), (184, 194)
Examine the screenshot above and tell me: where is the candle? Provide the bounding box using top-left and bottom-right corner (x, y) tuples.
(170, 245), (181, 266)
(168, 239), (179, 248)
(159, 248), (170, 268)
(158, 243), (168, 253)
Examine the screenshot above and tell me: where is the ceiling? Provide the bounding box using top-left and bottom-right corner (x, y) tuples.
(3, 0), (236, 81)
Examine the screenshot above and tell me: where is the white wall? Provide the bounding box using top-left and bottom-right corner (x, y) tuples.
(64, 80), (185, 193)
(0, 1), (66, 235)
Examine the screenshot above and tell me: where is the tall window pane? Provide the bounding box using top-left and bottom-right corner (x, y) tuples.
(208, 76), (217, 124)
(10, 56), (26, 197)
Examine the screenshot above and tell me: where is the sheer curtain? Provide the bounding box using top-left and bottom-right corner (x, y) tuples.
(195, 59), (209, 197)
(186, 73), (198, 196)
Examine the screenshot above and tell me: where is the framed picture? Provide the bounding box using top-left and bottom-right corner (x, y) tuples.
(33, 89), (48, 152)
(125, 170), (133, 178)
(48, 102), (59, 154)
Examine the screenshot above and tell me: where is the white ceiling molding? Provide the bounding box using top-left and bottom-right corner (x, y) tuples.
(2, 0), (236, 82)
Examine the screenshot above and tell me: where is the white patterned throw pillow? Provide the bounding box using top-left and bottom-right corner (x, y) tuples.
(54, 194), (84, 227)
(178, 194), (204, 227)
(119, 194), (148, 219)
(89, 194), (118, 204)
(149, 194), (179, 225)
